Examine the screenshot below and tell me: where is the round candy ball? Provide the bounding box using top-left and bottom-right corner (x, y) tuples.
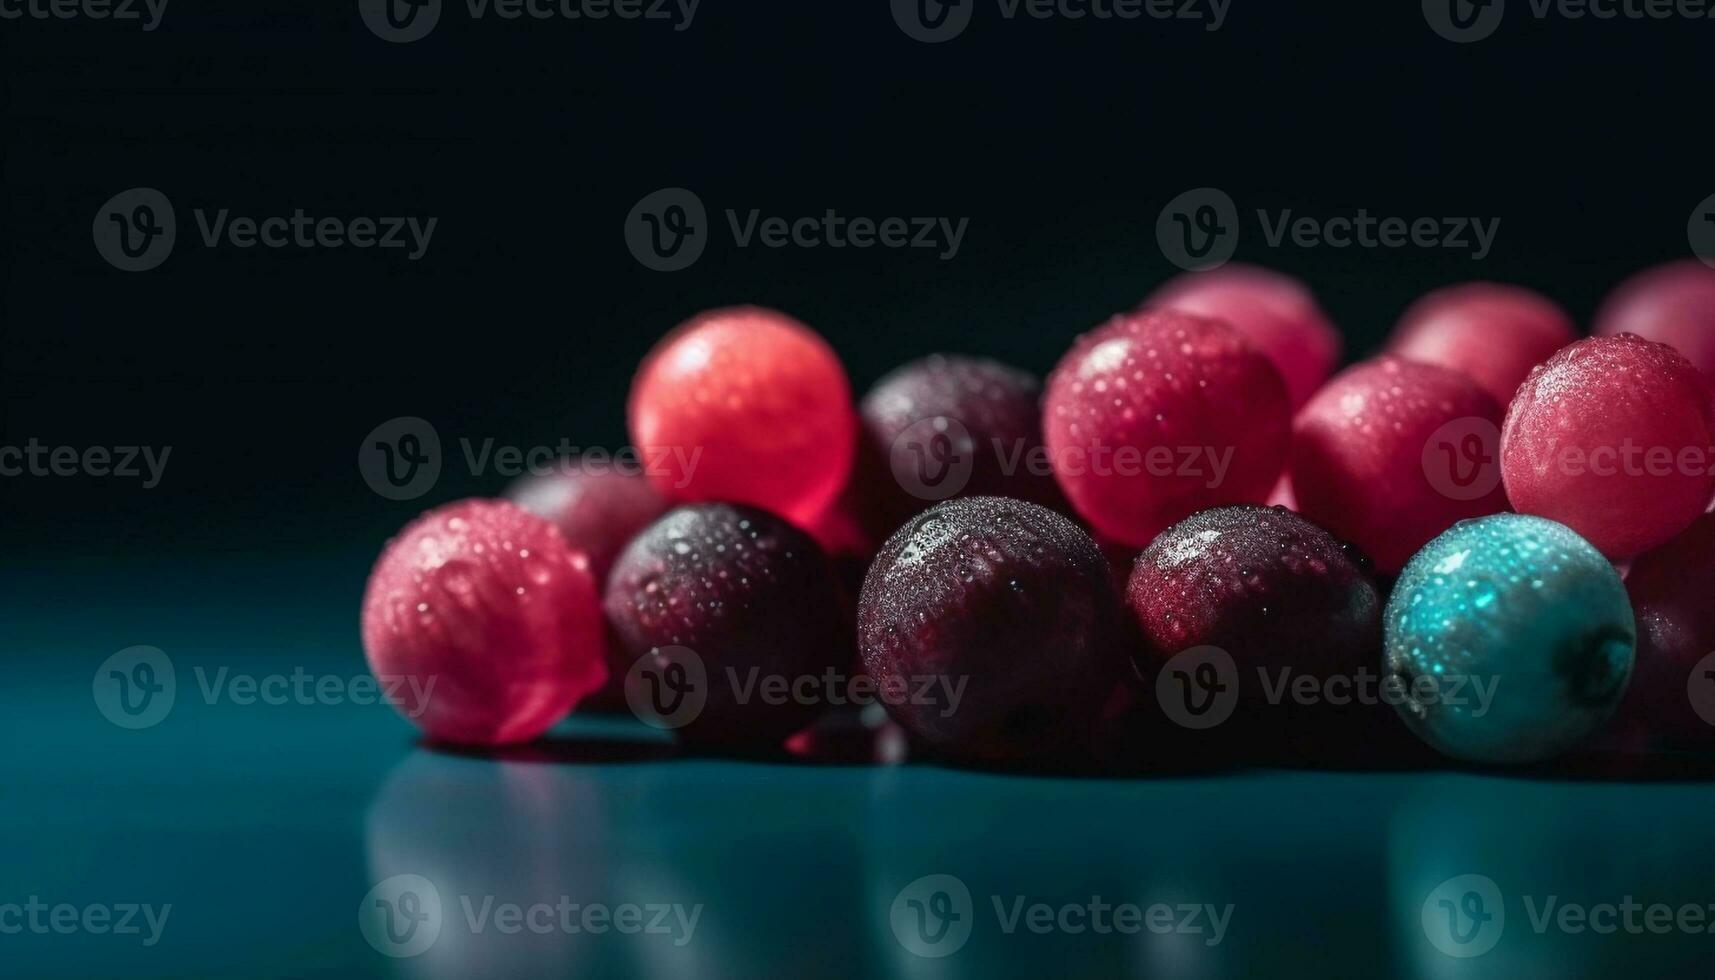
(1384, 514), (1635, 765)
(1127, 505), (1382, 708)
(1501, 334), (1715, 559)
(1595, 260), (1715, 381)
(505, 461), (669, 583)
(360, 499), (608, 745)
(1387, 282), (1577, 405)
(603, 503), (849, 747)
(856, 496), (1128, 764)
(1612, 514), (1715, 747)
(1043, 309), (1291, 548)
(1147, 263), (1341, 409)
(861, 354), (1066, 523)
(627, 306), (857, 525)
(1291, 356), (1510, 575)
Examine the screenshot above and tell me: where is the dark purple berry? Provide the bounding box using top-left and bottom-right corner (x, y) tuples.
(861, 355), (1067, 526)
(604, 503), (848, 747)
(1126, 505), (1385, 758)
(857, 496), (1127, 764)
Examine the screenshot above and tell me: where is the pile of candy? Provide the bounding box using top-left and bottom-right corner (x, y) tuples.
(360, 260), (1715, 769)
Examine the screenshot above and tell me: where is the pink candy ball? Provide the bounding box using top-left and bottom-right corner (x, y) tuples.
(1147, 263), (1341, 409)
(1594, 260), (1715, 381)
(1501, 334), (1715, 559)
(628, 306), (858, 525)
(1387, 281), (1577, 405)
(361, 499), (608, 745)
(1044, 309), (1291, 548)
(1291, 356), (1509, 574)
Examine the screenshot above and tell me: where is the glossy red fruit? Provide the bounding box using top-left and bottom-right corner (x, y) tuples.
(361, 499), (607, 745)
(1044, 309), (1292, 548)
(627, 307), (857, 525)
(861, 354), (1066, 524)
(1291, 356), (1509, 574)
(1147, 263), (1341, 409)
(856, 496), (1128, 765)
(1127, 505), (1384, 754)
(1612, 514), (1715, 747)
(1501, 335), (1715, 559)
(505, 462), (669, 583)
(1387, 282), (1577, 405)
(603, 503), (849, 747)
(1595, 261), (1715, 381)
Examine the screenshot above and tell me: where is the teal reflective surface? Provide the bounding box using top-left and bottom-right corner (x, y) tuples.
(4, 559), (1714, 978)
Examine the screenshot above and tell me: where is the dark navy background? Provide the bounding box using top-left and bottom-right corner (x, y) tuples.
(1, 1), (1706, 560)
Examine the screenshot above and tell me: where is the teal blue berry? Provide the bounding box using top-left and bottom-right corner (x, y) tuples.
(1384, 513), (1634, 764)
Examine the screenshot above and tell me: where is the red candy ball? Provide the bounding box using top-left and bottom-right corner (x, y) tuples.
(1613, 513), (1715, 747)
(360, 499), (607, 745)
(1291, 356), (1509, 574)
(1595, 260), (1715, 381)
(1147, 263), (1341, 409)
(505, 462), (669, 583)
(1044, 309), (1291, 548)
(627, 306), (857, 525)
(1387, 282), (1577, 405)
(1502, 334), (1715, 559)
